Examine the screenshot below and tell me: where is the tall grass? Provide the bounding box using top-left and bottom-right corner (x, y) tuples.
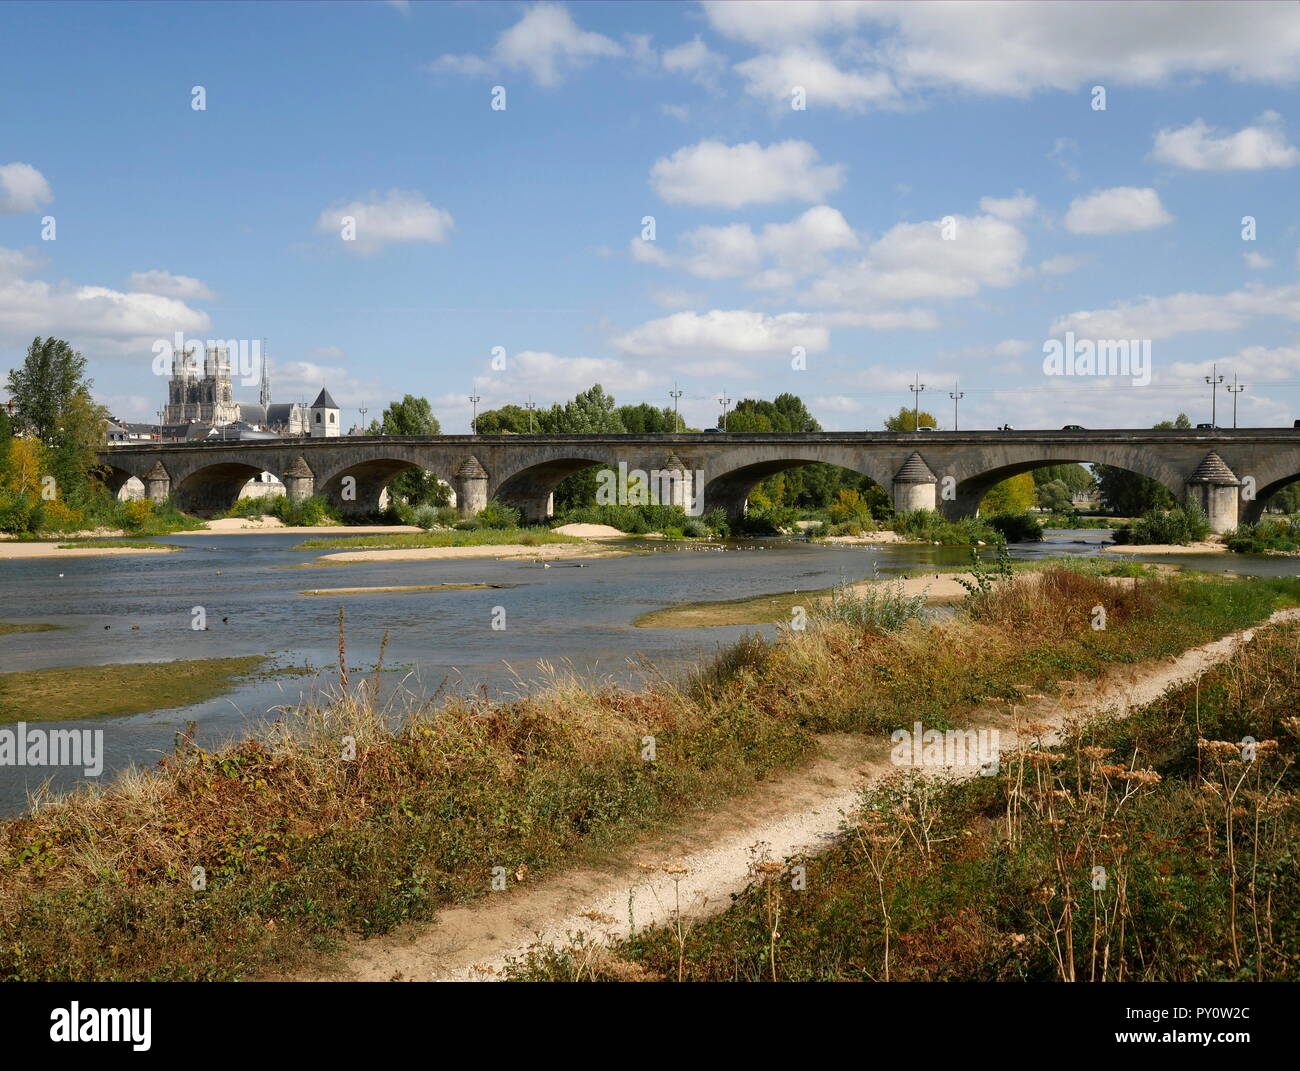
(2, 568), (1296, 980)
(517, 618), (1300, 981)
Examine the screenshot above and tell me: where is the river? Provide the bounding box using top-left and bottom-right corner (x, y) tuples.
(1, 528), (1295, 813)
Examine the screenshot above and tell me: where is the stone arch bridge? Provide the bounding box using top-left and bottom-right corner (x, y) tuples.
(98, 428), (1300, 533)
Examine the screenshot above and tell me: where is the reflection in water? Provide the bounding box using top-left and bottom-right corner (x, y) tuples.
(0, 528), (1290, 812)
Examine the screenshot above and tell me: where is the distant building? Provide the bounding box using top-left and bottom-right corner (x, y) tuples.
(309, 388), (340, 438)
(266, 402), (310, 436)
(164, 346), (240, 426)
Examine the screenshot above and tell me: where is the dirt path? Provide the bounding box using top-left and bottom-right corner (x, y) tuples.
(301, 609), (1298, 982)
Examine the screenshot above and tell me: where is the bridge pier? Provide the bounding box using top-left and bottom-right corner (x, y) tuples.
(891, 451), (938, 516)
(143, 462), (171, 505)
(1184, 451), (1240, 534)
(282, 456), (315, 504)
(454, 455), (489, 518)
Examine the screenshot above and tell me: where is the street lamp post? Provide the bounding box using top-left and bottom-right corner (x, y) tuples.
(909, 374), (926, 431)
(1205, 363), (1225, 428)
(1226, 375), (1246, 429)
(469, 394), (480, 435)
(669, 383), (683, 432)
(525, 396), (536, 433)
(948, 381), (964, 431)
(718, 392), (731, 432)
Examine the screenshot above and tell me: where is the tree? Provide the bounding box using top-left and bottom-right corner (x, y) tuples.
(980, 473), (1036, 514)
(1035, 479), (1075, 513)
(883, 406), (938, 431)
(5, 337), (90, 444)
(475, 404), (532, 434)
(1031, 463), (1093, 491)
(376, 395), (448, 507)
(1093, 416), (1188, 514)
(617, 402), (679, 433)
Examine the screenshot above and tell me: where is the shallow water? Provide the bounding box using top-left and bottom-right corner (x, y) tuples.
(0, 528), (1292, 812)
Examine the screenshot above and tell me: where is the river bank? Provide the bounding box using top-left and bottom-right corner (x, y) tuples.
(3, 566), (1296, 981)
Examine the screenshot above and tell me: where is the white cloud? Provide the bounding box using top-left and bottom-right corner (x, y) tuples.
(703, 1), (1300, 95)
(470, 350), (654, 398)
(650, 139), (844, 208)
(1151, 114), (1300, 170)
(127, 270), (216, 300)
(807, 213), (1028, 305)
(821, 308), (940, 330)
(0, 265), (210, 358)
(1038, 254), (1085, 276)
(634, 205), (858, 285)
(979, 192), (1038, 222)
(1049, 282), (1300, 340)
(0, 247), (41, 281)
(734, 45), (899, 111)
(1168, 344), (1300, 383)
(0, 163), (53, 214)
(1063, 187), (1173, 235)
(812, 394), (862, 413)
(271, 359), (378, 410)
(1244, 251), (1273, 269)
(661, 37), (727, 87)
(315, 189), (454, 255)
(614, 309), (828, 358)
(431, 4), (622, 87)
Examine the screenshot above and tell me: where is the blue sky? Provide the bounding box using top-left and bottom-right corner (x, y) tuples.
(1, 0), (1299, 431)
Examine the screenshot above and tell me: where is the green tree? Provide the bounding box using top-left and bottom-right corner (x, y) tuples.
(376, 395), (448, 507)
(1031, 463), (1093, 491)
(538, 385), (627, 509)
(883, 406), (938, 431)
(1035, 479), (1075, 513)
(475, 404), (533, 434)
(5, 337), (90, 445)
(1094, 416), (1187, 514)
(980, 473), (1036, 514)
(617, 402), (680, 433)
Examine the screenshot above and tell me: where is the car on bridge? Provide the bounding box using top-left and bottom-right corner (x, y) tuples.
(1062, 424), (1086, 431)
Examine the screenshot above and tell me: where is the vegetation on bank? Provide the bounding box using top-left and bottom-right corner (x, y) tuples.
(294, 527), (581, 551)
(54, 538), (176, 551)
(0, 655), (268, 724)
(1111, 503), (1212, 546)
(510, 618), (1300, 981)
(2, 567), (1297, 980)
(225, 494), (341, 528)
(1225, 516), (1300, 555)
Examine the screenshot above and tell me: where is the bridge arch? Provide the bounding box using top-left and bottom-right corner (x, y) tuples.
(491, 456), (614, 522)
(947, 448), (1184, 520)
(173, 461), (271, 515)
(703, 457), (892, 523)
(316, 456), (456, 518)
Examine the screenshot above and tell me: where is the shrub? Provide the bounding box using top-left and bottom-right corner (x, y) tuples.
(474, 500), (523, 529)
(987, 512), (1044, 543)
(1124, 502), (1211, 546)
(813, 581), (929, 633)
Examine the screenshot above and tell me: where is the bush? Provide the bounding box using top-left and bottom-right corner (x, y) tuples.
(1123, 502), (1211, 546)
(464, 500), (522, 530)
(734, 505), (798, 536)
(892, 509), (1002, 546)
(813, 581), (929, 633)
(1225, 515), (1300, 554)
(409, 504), (439, 530)
(987, 512), (1044, 542)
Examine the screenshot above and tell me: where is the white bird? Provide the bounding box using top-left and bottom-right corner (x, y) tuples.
(57, 573), (64, 578)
